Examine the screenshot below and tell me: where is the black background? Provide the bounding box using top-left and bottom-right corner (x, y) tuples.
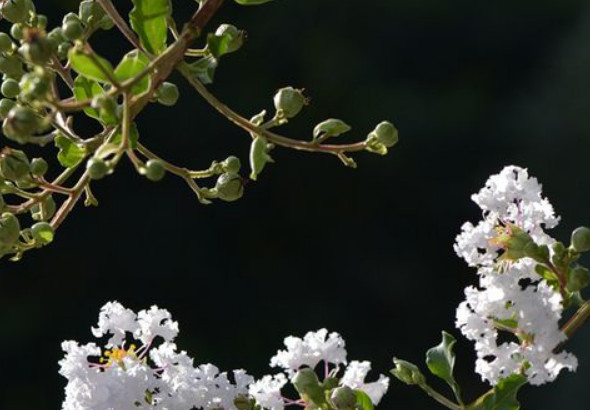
(2, 0), (590, 409)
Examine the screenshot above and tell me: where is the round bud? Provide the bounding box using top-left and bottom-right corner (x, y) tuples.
(1, 0), (35, 24)
(20, 29), (55, 65)
(0, 98), (16, 119)
(215, 172), (244, 202)
(571, 226), (590, 253)
(62, 20), (84, 41)
(330, 386), (357, 410)
(0, 148), (30, 181)
(36, 14), (48, 30)
(30, 157), (48, 177)
(47, 27), (65, 44)
(0, 55), (23, 77)
(0, 212), (20, 247)
(145, 159), (166, 182)
(0, 33), (14, 53)
(567, 266), (590, 293)
(214, 24), (244, 53)
(223, 156), (241, 173)
(31, 195), (55, 221)
(10, 23), (24, 40)
(63, 12), (80, 24)
(273, 86), (307, 119)
(1, 78), (20, 98)
(31, 221), (54, 246)
(3, 105), (42, 141)
(19, 70), (50, 102)
(391, 358), (426, 386)
(57, 42), (72, 60)
(156, 82), (179, 107)
(371, 121), (398, 148)
(86, 157), (109, 180)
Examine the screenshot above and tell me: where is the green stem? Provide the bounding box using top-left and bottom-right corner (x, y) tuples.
(96, 0), (147, 55)
(419, 383), (462, 410)
(562, 299), (590, 338)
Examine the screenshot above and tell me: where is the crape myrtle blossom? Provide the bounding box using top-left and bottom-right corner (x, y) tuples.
(60, 304), (389, 409)
(454, 166), (577, 386)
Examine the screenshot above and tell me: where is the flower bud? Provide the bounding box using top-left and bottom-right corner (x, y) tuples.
(215, 172), (244, 202)
(330, 386), (357, 410)
(30, 157), (48, 177)
(571, 226), (590, 253)
(35, 14), (48, 30)
(62, 20), (84, 41)
(313, 119), (351, 140)
(0, 33), (14, 53)
(19, 69), (51, 102)
(551, 241), (567, 267)
(0, 54), (24, 77)
(370, 121), (398, 147)
(0, 147), (29, 181)
(86, 157), (109, 180)
(31, 221), (54, 246)
(523, 242), (549, 263)
(20, 28), (56, 66)
(79, 0), (113, 30)
(10, 23), (23, 40)
(233, 394), (254, 410)
(0, 212), (20, 247)
(145, 159), (166, 182)
(273, 86), (307, 119)
(3, 105), (42, 142)
(567, 266), (590, 293)
(91, 95), (119, 123)
(0, 98), (15, 119)
(223, 156), (241, 173)
(156, 82), (179, 107)
(391, 358), (425, 386)
(1, 78), (20, 99)
(1, 0), (35, 24)
(31, 195), (55, 221)
(215, 24), (244, 54)
(249, 136), (273, 181)
(292, 368), (324, 406)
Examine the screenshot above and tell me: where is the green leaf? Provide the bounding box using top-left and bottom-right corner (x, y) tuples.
(69, 44), (116, 84)
(354, 390), (375, 410)
(426, 331), (462, 403)
(111, 122), (140, 149)
(468, 374), (527, 410)
(234, 0), (275, 5)
(54, 135), (87, 168)
(114, 50), (150, 95)
(73, 76), (103, 120)
(130, 0), (171, 55)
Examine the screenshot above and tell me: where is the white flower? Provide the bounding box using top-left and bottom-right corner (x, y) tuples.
(136, 305), (179, 344)
(340, 361), (389, 405)
(91, 301), (138, 347)
(270, 329), (347, 373)
(249, 374), (287, 410)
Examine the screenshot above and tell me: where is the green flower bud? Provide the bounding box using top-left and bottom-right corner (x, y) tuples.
(0, 147), (29, 181)
(63, 12), (80, 24)
(0, 212), (20, 247)
(1, 0), (35, 24)
(391, 358), (425, 386)
(233, 395), (255, 410)
(567, 266), (590, 293)
(249, 136), (273, 181)
(0, 54), (23, 77)
(31, 221), (54, 246)
(3, 105), (42, 141)
(292, 368), (324, 406)
(19, 69), (50, 102)
(31, 194), (55, 221)
(313, 118), (351, 140)
(30, 157), (47, 177)
(91, 95), (119, 123)
(145, 159), (166, 182)
(273, 86), (307, 119)
(47, 27), (65, 44)
(20, 29), (56, 66)
(223, 156), (241, 173)
(62, 20), (84, 41)
(493, 224), (534, 261)
(156, 82), (179, 107)
(10, 23), (23, 40)
(1, 78), (20, 98)
(551, 241), (567, 267)
(215, 172), (244, 202)
(215, 24), (244, 54)
(330, 386), (357, 410)
(57, 42), (73, 60)
(571, 226), (590, 253)
(370, 121), (398, 147)
(524, 242), (549, 263)
(86, 157), (109, 180)
(0, 98), (15, 119)
(35, 14), (48, 30)
(0, 33), (14, 53)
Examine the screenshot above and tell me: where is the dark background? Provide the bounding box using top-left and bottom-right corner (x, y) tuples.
(2, 0), (590, 408)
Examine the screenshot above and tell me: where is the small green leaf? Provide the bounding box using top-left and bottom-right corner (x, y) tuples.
(426, 331), (462, 403)
(73, 76), (103, 120)
(111, 123), (140, 149)
(468, 374), (527, 410)
(234, 0), (275, 5)
(249, 136), (273, 181)
(54, 135), (86, 168)
(354, 390), (375, 410)
(313, 119), (351, 140)
(114, 50), (150, 95)
(68, 44), (116, 84)
(130, 0), (171, 55)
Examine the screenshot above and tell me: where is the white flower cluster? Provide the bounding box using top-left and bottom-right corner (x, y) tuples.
(454, 166), (577, 385)
(60, 302), (389, 410)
